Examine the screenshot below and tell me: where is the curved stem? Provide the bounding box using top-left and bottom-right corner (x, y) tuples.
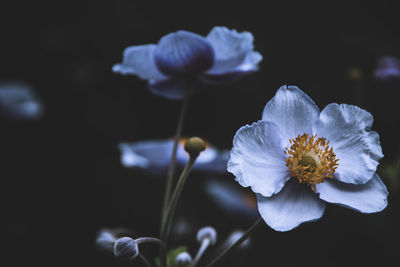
(161, 89), (189, 220)
(205, 218), (263, 267)
(160, 156), (196, 242)
(136, 237), (167, 267)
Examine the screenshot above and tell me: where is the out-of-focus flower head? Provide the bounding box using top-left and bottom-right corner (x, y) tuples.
(204, 179), (258, 220)
(113, 26), (262, 99)
(374, 57), (400, 83)
(119, 138), (228, 175)
(0, 82), (44, 120)
(228, 85), (388, 231)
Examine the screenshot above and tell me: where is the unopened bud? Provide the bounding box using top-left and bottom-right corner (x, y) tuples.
(196, 226), (217, 245)
(184, 137), (206, 158)
(95, 229), (116, 252)
(113, 237), (139, 261)
(226, 230), (250, 249)
(175, 251), (192, 266)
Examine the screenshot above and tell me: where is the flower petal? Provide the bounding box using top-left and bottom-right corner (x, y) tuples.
(262, 85), (320, 147)
(315, 103), (383, 184)
(119, 139), (227, 174)
(206, 26), (261, 75)
(228, 120), (290, 197)
(154, 31), (214, 76)
(148, 77), (203, 100)
(200, 51), (262, 84)
(257, 180), (325, 231)
(0, 82), (44, 120)
(112, 44), (167, 81)
(316, 173), (388, 213)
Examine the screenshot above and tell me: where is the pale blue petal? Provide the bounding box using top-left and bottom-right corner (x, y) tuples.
(257, 180), (325, 232)
(316, 173), (388, 213)
(200, 52), (262, 84)
(262, 85), (320, 147)
(315, 103), (383, 184)
(206, 26), (261, 75)
(228, 121), (290, 197)
(154, 31), (214, 76)
(0, 82), (44, 120)
(112, 44), (167, 81)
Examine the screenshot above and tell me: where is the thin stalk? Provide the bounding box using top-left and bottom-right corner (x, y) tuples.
(205, 218), (263, 267)
(136, 237), (167, 267)
(190, 238), (211, 267)
(161, 89), (189, 220)
(138, 254), (152, 267)
(160, 156), (196, 242)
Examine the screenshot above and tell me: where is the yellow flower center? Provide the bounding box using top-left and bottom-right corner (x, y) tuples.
(284, 133), (339, 190)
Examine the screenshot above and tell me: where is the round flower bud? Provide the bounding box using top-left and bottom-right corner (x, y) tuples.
(175, 252), (193, 267)
(113, 237), (139, 261)
(95, 229), (116, 252)
(154, 31), (215, 76)
(184, 137), (206, 158)
(196, 226), (217, 245)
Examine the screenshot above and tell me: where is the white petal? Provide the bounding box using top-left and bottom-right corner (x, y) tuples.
(206, 26), (260, 74)
(112, 44), (167, 81)
(316, 173), (388, 213)
(262, 85), (320, 147)
(315, 103), (383, 184)
(228, 121), (290, 197)
(257, 180), (325, 231)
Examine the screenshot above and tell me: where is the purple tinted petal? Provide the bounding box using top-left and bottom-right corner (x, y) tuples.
(154, 31), (214, 76)
(148, 77), (204, 100)
(206, 27), (261, 75)
(112, 44), (167, 81)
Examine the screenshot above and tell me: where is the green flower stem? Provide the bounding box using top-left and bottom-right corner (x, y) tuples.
(161, 89), (189, 220)
(205, 218), (264, 267)
(161, 156), (197, 242)
(136, 237), (167, 267)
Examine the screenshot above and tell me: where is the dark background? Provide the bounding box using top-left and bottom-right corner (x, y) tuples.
(1, 0), (399, 266)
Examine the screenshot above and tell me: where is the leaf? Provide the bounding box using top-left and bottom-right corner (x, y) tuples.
(155, 246), (188, 267)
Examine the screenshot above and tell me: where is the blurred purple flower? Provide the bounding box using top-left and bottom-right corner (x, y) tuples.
(0, 82), (44, 120)
(374, 57), (400, 82)
(228, 85), (388, 231)
(113, 26), (262, 99)
(119, 138), (228, 175)
(204, 179), (258, 220)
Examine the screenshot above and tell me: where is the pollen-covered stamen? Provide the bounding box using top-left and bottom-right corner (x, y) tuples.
(284, 133), (339, 190)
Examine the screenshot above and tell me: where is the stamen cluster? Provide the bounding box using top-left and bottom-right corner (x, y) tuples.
(284, 133), (339, 190)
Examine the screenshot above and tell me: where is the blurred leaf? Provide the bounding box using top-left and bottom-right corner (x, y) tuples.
(155, 246), (187, 267)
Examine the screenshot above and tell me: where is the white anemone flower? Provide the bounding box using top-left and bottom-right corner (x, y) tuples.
(228, 85), (388, 231)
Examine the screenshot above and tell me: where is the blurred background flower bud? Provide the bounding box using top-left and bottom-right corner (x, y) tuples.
(225, 230), (250, 249)
(113, 237), (139, 261)
(196, 226), (217, 245)
(95, 229), (116, 252)
(374, 57), (400, 83)
(175, 251), (193, 267)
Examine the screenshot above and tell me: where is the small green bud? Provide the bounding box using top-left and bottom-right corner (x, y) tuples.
(184, 137), (206, 158)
